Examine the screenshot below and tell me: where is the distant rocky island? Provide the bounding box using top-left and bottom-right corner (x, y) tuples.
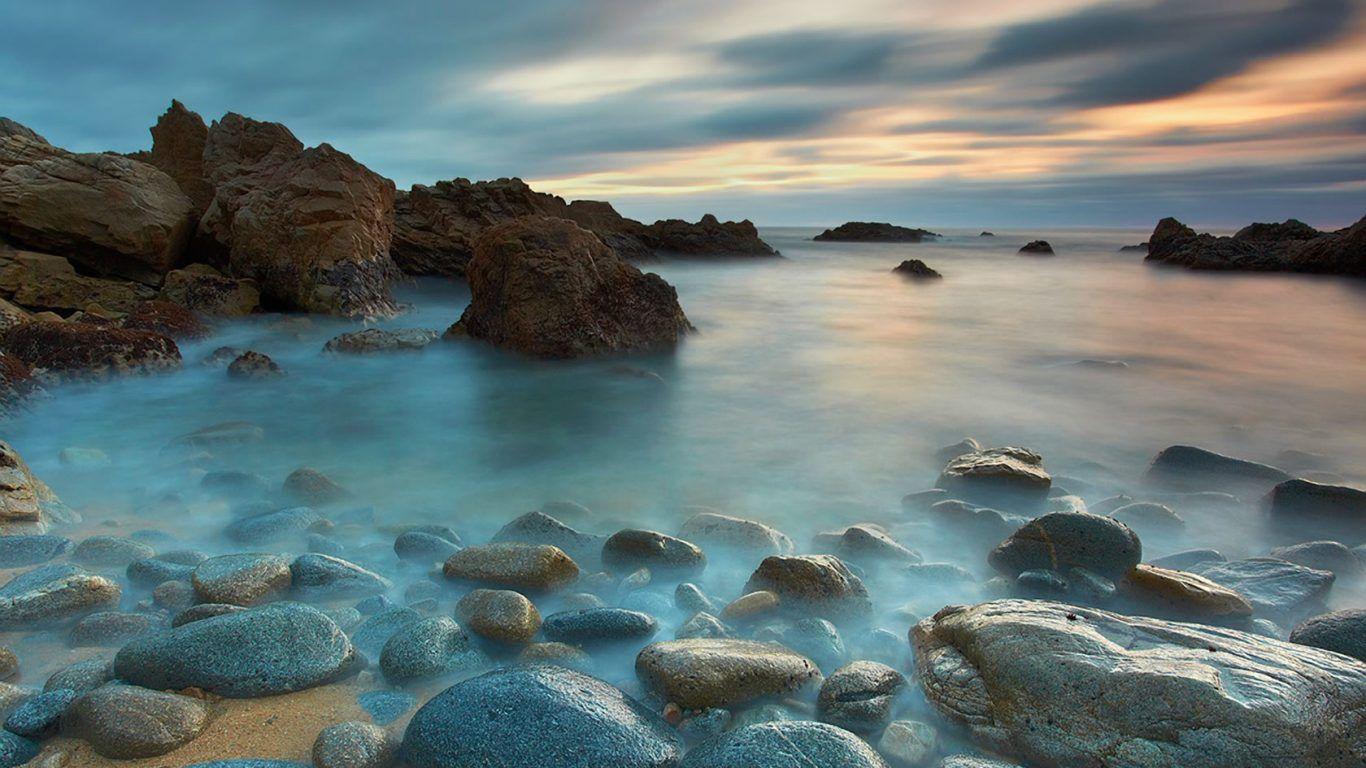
(814, 222), (941, 243)
(1145, 216), (1364, 275)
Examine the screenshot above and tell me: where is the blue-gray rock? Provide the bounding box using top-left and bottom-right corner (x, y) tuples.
(352, 607), (422, 658)
(291, 553), (390, 597)
(393, 531), (459, 563)
(225, 507), (324, 545)
(69, 611), (159, 646)
(542, 608), (658, 646)
(1150, 548), (1225, 570)
(493, 510), (604, 566)
(201, 470), (270, 499)
(126, 550), (209, 586)
(114, 602), (355, 697)
(355, 594), (397, 615)
(1190, 557), (1335, 622)
(602, 529), (706, 577)
(379, 617), (484, 684)
(674, 583), (715, 614)
(0, 535), (70, 568)
(313, 720), (394, 768)
(45, 657), (111, 694)
(307, 533), (347, 558)
(0, 563), (121, 628)
(401, 665), (681, 768)
(620, 590), (674, 617)
(70, 535), (155, 567)
(0, 731), (37, 767)
(678, 510), (794, 558)
(989, 513), (1142, 580)
(172, 603), (246, 627)
(755, 617), (846, 671)
(938, 757), (1023, 768)
(1269, 541), (1362, 578)
(64, 683), (209, 758)
(358, 690), (415, 726)
(1016, 569), (1070, 596)
(185, 761), (309, 768)
(192, 553), (294, 606)
(816, 661), (905, 734)
(3, 687), (76, 739)
(1265, 479), (1365, 545)
(681, 721), (887, 768)
(1290, 609), (1366, 662)
(912, 600), (1366, 768)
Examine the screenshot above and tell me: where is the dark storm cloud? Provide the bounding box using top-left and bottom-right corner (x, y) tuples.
(976, 0), (1357, 106)
(709, 30), (906, 86)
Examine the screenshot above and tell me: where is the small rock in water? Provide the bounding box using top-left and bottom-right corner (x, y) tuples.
(394, 530), (460, 563)
(0, 535), (71, 568)
(0, 563), (122, 628)
(1149, 548), (1224, 570)
(742, 555), (872, 622)
(290, 553), (390, 597)
(71, 535), (155, 567)
(635, 638), (820, 709)
(126, 549), (209, 586)
(282, 467), (349, 506)
(1018, 240), (1054, 254)
(493, 510), (604, 566)
(721, 591), (780, 622)
(681, 721), (889, 768)
(225, 507), (324, 545)
(817, 660), (906, 734)
(1268, 540), (1362, 578)
(677, 510), (794, 558)
(45, 656), (113, 694)
(69, 611), (159, 646)
(454, 589), (541, 645)
(989, 512), (1142, 580)
(357, 689), (416, 726)
(542, 607), (659, 646)
(893, 259), (942, 279)
(1110, 502), (1185, 533)
(64, 683), (209, 758)
(1144, 445), (1289, 494)
(226, 349), (283, 379)
(1265, 478), (1366, 545)
(1289, 608), (1366, 661)
(0, 732), (37, 766)
(442, 543), (580, 591)
(676, 611), (734, 640)
(878, 720), (938, 768)
(379, 616), (485, 684)
(201, 346), (245, 367)
(192, 552), (293, 606)
(602, 529), (706, 578)
(312, 721), (395, 768)
(936, 447), (1051, 509)
(352, 607), (423, 658)
(58, 446), (110, 468)
(172, 602), (245, 627)
(1190, 557), (1335, 623)
(323, 327), (438, 354)
(674, 582), (715, 614)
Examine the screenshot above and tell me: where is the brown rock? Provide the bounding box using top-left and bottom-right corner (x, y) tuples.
(1, 320), (180, 380)
(0, 123), (194, 282)
(157, 263), (260, 316)
(448, 216), (692, 358)
(198, 112), (398, 316)
(0, 438), (59, 534)
(642, 214), (777, 256)
(635, 638), (820, 709)
(1120, 563), (1254, 620)
(0, 248), (155, 314)
(0, 351), (39, 415)
(743, 555), (872, 621)
(145, 100), (214, 214)
(815, 222), (940, 242)
(121, 300), (210, 340)
(1147, 215), (1366, 275)
(283, 467), (349, 505)
(443, 543), (580, 591)
(226, 350), (282, 379)
(455, 588), (542, 644)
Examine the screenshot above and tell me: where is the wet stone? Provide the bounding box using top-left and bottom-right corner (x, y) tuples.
(65, 683), (209, 759)
(681, 721), (888, 768)
(68, 611), (159, 646)
(379, 616), (485, 684)
(816, 660), (906, 734)
(291, 553), (390, 597)
(602, 529), (706, 578)
(0, 535), (71, 568)
(70, 535), (155, 567)
(312, 721), (395, 768)
(3, 687), (76, 739)
(542, 607), (659, 646)
(192, 552), (293, 606)
(454, 588), (541, 645)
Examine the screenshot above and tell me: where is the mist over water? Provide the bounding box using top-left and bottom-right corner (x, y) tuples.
(5, 227), (1365, 702)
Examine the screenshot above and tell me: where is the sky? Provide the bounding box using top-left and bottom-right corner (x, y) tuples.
(2, 0), (1365, 229)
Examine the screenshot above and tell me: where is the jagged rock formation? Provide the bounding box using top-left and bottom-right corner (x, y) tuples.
(1146, 215), (1365, 275)
(815, 222), (941, 242)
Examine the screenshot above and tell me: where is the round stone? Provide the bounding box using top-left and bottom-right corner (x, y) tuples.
(454, 589), (541, 645)
(681, 721), (888, 768)
(443, 543), (580, 591)
(635, 638), (820, 709)
(312, 721), (394, 768)
(192, 553), (293, 606)
(379, 616), (485, 684)
(65, 683), (209, 758)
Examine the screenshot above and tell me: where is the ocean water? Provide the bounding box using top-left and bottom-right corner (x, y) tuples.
(3, 226), (1365, 740)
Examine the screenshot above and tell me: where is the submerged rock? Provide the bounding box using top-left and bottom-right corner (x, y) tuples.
(988, 512), (1142, 580)
(291, 553), (390, 597)
(815, 222), (940, 242)
(1145, 215), (1366, 275)
(1265, 479), (1365, 545)
(113, 602), (355, 697)
(893, 259), (943, 278)
(743, 555), (872, 621)
(492, 510), (604, 565)
(1018, 240), (1054, 255)
(1144, 445), (1289, 494)
(602, 529), (706, 577)
(323, 327), (438, 354)
(543, 608), (659, 646)
(447, 216), (692, 358)
(1268, 540), (1362, 578)
(912, 600), (1366, 768)
(1, 321), (180, 380)
(636, 638), (820, 709)
(226, 350), (283, 380)
(401, 665), (681, 768)
(677, 510), (794, 558)
(682, 721), (888, 768)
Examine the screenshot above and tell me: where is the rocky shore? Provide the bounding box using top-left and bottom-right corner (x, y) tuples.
(815, 222), (941, 243)
(1145, 216), (1365, 274)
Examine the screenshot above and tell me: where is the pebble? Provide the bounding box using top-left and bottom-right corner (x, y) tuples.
(64, 683), (209, 758)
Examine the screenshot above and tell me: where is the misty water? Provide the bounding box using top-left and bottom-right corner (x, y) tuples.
(5, 227), (1366, 747)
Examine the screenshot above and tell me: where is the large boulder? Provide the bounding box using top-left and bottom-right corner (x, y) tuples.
(157, 263), (260, 316)
(635, 638), (820, 709)
(446, 216), (692, 358)
(1, 320), (180, 379)
(401, 665), (681, 768)
(641, 214), (777, 256)
(681, 721), (888, 768)
(1290, 609), (1366, 662)
(1265, 479), (1366, 545)
(1144, 445), (1289, 494)
(0, 248), (155, 314)
(913, 600), (1366, 768)
(743, 555), (872, 621)
(1189, 557), (1335, 623)
(0, 122), (194, 283)
(988, 512), (1141, 580)
(814, 222), (940, 242)
(113, 602), (356, 697)
(1146, 215), (1366, 275)
(936, 447), (1051, 508)
(197, 112), (398, 316)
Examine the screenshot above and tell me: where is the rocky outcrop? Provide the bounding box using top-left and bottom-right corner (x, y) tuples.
(894, 259), (942, 278)
(0, 248), (156, 315)
(642, 214), (776, 256)
(157, 263), (260, 316)
(197, 112), (398, 316)
(121, 300), (210, 340)
(0, 121), (195, 283)
(913, 600), (1366, 768)
(144, 100), (214, 215)
(1146, 215), (1366, 275)
(1, 321), (181, 380)
(815, 222), (941, 242)
(0, 440), (60, 535)
(446, 216), (692, 358)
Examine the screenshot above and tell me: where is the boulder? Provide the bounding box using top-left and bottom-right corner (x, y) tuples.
(71, 536), (156, 567)
(817, 660), (906, 733)
(113, 602), (356, 697)
(282, 467), (348, 505)
(641, 214), (777, 256)
(446, 216), (692, 358)
(323, 327), (437, 354)
(814, 222), (940, 242)
(0, 564), (121, 629)
(121, 299), (210, 339)
(443, 543), (580, 591)
(143, 100), (214, 214)
(602, 529), (706, 577)
(1145, 215), (1366, 275)
(635, 638), (820, 709)
(878, 720), (938, 768)
(290, 553), (389, 597)
(1, 320), (180, 379)
(0, 123), (194, 282)
(1290, 609), (1366, 662)
(1190, 557), (1335, 623)
(393, 530), (460, 563)
(64, 683), (209, 758)
(157, 263), (260, 316)
(454, 589), (541, 644)
(1145, 445), (1290, 494)
(677, 510), (794, 558)
(191, 553), (293, 606)
(69, 611), (159, 646)
(894, 259), (943, 278)
(4, 688), (76, 739)
(823, 524), (923, 566)
(1265, 479), (1365, 545)
(197, 112), (398, 316)
(936, 447), (1051, 508)
(988, 512), (1142, 580)
(1268, 540), (1362, 578)
(492, 510), (604, 565)
(1118, 564), (1254, 621)
(224, 507), (323, 545)
(743, 555), (872, 621)
(912, 600), (1366, 768)
(379, 616), (484, 684)
(0, 534), (70, 567)
(681, 721), (888, 768)
(126, 549), (209, 586)
(401, 665), (681, 768)
(0, 248), (155, 314)
(1018, 240), (1054, 254)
